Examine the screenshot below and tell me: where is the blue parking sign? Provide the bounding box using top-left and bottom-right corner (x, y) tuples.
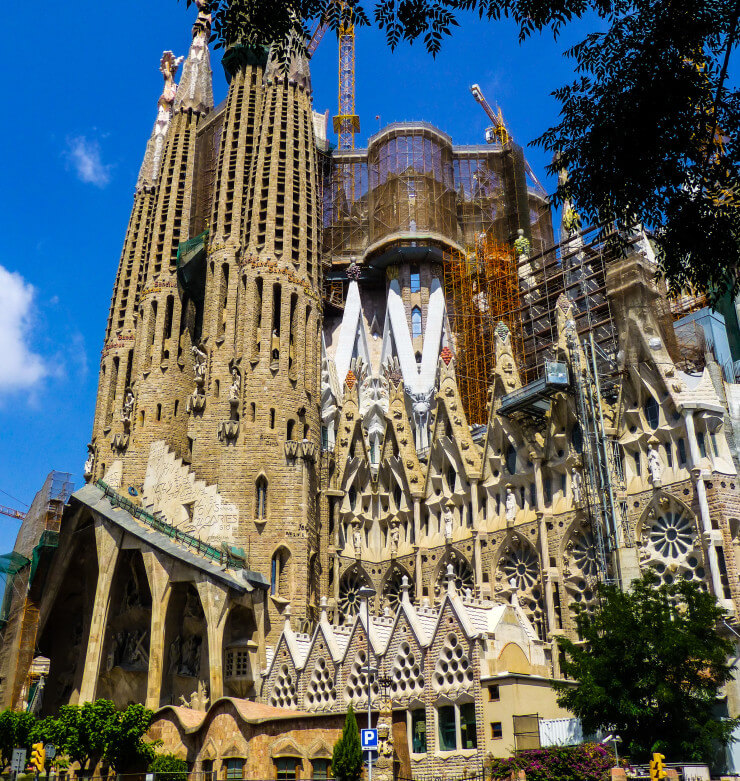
(361, 728), (378, 750)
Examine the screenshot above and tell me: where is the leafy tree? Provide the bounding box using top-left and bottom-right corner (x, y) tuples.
(554, 572), (739, 764)
(104, 703), (155, 772)
(185, 0), (740, 303)
(332, 704), (363, 781)
(53, 699), (116, 774)
(148, 753), (188, 781)
(0, 710), (37, 771)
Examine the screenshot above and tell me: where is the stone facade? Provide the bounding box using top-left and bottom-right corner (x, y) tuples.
(4, 5), (740, 771)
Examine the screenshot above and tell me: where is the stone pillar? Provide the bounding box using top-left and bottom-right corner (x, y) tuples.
(685, 409), (727, 603)
(413, 497), (423, 602)
(196, 578), (230, 702)
(142, 550), (172, 710)
(78, 521), (123, 703)
(532, 458), (556, 631)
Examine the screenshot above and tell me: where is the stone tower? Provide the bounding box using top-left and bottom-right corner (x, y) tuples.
(88, 15), (322, 639)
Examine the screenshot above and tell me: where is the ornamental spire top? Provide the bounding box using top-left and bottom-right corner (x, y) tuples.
(174, 0), (214, 115)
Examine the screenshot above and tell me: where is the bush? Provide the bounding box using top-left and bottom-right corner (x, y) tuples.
(488, 743), (616, 781)
(148, 753), (188, 781)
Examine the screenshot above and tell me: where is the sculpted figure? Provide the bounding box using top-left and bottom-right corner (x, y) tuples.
(407, 388), (433, 452)
(443, 505), (454, 541)
(647, 443), (663, 485)
(121, 389), (134, 425)
(229, 367), (241, 403)
(571, 467), (584, 505)
(84, 445), (94, 479)
(353, 523), (363, 554)
(505, 486), (517, 522)
(390, 522), (400, 555)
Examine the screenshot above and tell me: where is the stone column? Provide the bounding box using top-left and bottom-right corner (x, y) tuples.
(78, 521), (124, 703)
(142, 550), (172, 710)
(413, 497), (423, 602)
(685, 409), (727, 604)
(197, 578), (230, 702)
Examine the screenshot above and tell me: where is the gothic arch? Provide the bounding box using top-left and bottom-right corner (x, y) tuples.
(381, 562), (413, 611)
(492, 533), (545, 639)
(434, 549), (474, 597)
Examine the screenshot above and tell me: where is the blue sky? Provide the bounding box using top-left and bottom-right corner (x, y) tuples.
(0, 2), (595, 552)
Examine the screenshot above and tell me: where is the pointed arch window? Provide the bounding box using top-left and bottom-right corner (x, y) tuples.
(410, 265), (421, 292)
(411, 307), (422, 338)
(271, 547), (291, 597)
(256, 476), (268, 520)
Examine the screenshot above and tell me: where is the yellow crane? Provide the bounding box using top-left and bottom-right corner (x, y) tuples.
(470, 83), (547, 197)
(307, 3), (360, 150)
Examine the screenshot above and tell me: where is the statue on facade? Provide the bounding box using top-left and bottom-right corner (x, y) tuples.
(271, 329), (280, 361)
(84, 444), (94, 480)
(408, 388), (433, 452)
(192, 344), (208, 382)
(353, 523), (363, 555)
(505, 486), (517, 523)
(229, 367), (241, 404)
(390, 521), (400, 556)
(443, 505), (454, 541)
(647, 443), (663, 486)
(121, 389), (134, 426)
(571, 467), (584, 506)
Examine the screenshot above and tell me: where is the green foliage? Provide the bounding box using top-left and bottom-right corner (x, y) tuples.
(488, 743), (616, 781)
(0, 700), (154, 774)
(104, 703), (155, 771)
(187, 0), (740, 302)
(555, 572), (738, 764)
(332, 705), (363, 781)
(148, 753), (189, 781)
(0, 710), (37, 770)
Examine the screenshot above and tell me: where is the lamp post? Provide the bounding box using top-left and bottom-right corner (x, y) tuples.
(357, 585), (377, 781)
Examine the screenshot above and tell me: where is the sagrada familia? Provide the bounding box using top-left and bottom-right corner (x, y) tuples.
(3, 2), (740, 776)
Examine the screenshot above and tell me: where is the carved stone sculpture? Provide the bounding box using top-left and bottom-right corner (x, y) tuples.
(83, 444), (94, 480)
(647, 443), (663, 486)
(121, 389), (135, 426)
(443, 505), (454, 541)
(571, 467), (584, 506)
(353, 523), (363, 556)
(390, 521), (400, 556)
(407, 388), (433, 452)
(505, 486), (517, 523)
(229, 367), (241, 405)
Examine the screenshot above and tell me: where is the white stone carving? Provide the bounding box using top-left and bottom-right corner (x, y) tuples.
(443, 505), (454, 542)
(571, 468), (584, 505)
(121, 389), (135, 426)
(229, 367), (241, 404)
(648, 443), (663, 486)
(505, 486), (517, 522)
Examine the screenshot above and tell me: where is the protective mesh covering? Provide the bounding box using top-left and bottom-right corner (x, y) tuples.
(321, 123), (553, 271)
(0, 552), (30, 627)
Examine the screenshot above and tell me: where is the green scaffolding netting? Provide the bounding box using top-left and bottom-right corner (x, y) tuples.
(0, 551), (30, 627)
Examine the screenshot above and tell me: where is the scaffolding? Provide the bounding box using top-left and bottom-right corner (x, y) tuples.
(443, 235), (524, 425)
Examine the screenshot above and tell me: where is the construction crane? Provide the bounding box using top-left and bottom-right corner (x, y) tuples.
(306, 4), (360, 150)
(470, 83), (547, 197)
(0, 504), (25, 521)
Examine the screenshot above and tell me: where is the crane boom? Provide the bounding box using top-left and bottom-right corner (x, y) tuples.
(470, 83), (547, 197)
(0, 504), (25, 521)
(333, 4), (359, 149)
(307, 19), (329, 58)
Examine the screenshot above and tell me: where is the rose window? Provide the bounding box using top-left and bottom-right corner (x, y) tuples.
(383, 567), (413, 612)
(500, 546), (539, 589)
(435, 556), (474, 594)
(643, 508), (704, 586)
(339, 568), (371, 621)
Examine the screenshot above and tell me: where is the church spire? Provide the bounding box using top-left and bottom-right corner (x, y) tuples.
(136, 51), (184, 193)
(174, 0), (214, 116)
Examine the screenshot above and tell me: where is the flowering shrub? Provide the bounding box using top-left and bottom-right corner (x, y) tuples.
(488, 742), (616, 781)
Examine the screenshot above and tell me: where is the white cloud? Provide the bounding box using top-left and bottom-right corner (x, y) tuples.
(64, 135), (111, 187)
(0, 266), (47, 393)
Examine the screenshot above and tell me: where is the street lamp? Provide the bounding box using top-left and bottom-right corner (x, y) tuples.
(357, 585), (376, 781)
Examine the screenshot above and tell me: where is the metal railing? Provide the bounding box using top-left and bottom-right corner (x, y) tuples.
(94, 480), (248, 571)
